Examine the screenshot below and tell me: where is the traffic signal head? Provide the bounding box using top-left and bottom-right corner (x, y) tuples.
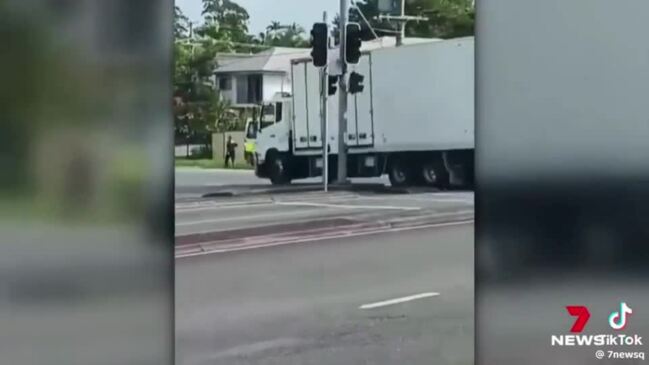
(349, 72), (365, 94)
(310, 22), (328, 67)
(328, 75), (338, 96)
(345, 23), (362, 65)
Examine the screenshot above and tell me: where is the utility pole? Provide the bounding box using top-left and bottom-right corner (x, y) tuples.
(320, 12), (329, 192)
(377, 0), (428, 47)
(337, 0), (349, 184)
(396, 0), (405, 47)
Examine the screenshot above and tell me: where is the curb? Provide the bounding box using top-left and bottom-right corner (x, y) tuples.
(175, 211), (474, 258)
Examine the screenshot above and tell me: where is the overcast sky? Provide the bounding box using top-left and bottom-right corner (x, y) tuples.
(175, 0), (340, 35)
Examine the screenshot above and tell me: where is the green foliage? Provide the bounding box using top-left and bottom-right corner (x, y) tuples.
(174, 3), (243, 143)
(197, 0), (259, 53)
(174, 6), (190, 39)
(342, 0), (474, 41)
(176, 158), (252, 170)
(263, 22), (310, 48)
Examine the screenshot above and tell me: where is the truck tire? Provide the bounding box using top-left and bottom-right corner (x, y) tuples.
(268, 153), (291, 185)
(421, 161), (449, 189)
(388, 158), (412, 187)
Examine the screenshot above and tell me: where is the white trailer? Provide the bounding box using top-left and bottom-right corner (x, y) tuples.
(254, 37), (474, 188)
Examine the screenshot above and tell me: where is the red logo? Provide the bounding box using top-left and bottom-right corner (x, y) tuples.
(566, 306), (591, 333)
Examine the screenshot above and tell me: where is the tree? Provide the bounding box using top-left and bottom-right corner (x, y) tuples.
(337, 0), (474, 42)
(174, 33), (229, 149)
(198, 0), (256, 53)
(263, 21), (309, 48)
(266, 21), (283, 36)
(174, 6), (190, 39)
(407, 0), (474, 38)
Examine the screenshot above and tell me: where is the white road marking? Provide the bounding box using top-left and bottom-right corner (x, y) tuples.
(275, 201), (421, 211)
(175, 219), (473, 258)
(359, 292), (440, 310)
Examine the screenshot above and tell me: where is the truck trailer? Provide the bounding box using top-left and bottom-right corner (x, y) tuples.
(254, 37), (474, 188)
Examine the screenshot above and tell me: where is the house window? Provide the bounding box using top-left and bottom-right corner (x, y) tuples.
(236, 74), (263, 104)
(218, 76), (232, 91)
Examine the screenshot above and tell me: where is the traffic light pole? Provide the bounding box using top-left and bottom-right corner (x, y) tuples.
(321, 12), (329, 192)
(337, 0), (349, 184)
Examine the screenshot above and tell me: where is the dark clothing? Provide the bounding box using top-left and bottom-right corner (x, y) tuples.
(225, 140), (238, 168)
(225, 152), (235, 167)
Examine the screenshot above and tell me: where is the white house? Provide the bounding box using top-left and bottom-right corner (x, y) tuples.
(214, 47), (310, 107)
(213, 37), (439, 108)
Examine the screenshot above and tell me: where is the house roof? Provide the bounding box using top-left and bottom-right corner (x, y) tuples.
(215, 53), (255, 67)
(215, 47), (310, 74)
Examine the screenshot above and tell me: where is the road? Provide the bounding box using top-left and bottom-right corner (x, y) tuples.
(176, 224), (474, 365)
(175, 167), (390, 200)
(175, 190), (473, 237)
(175, 168), (474, 364)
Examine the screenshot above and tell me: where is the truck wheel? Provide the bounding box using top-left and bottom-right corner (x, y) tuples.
(268, 154), (291, 185)
(421, 161), (449, 189)
(388, 159), (412, 187)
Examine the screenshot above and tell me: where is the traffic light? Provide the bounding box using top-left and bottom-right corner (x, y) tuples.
(328, 75), (338, 96)
(345, 23), (362, 65)
(349, 72), (365, 94)
(310, 22), (328, 67)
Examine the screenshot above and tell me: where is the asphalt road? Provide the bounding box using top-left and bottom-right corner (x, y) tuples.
(176, 223), (474, 365)
(175, 168), (390, 200)
(175, 191), (473, 236)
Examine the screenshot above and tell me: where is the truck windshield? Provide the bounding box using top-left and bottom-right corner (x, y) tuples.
(245, 122), (257, 139)
(259, 104), (276, 131)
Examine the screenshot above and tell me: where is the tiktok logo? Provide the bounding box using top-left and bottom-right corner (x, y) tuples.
(609, 302), (633, 331)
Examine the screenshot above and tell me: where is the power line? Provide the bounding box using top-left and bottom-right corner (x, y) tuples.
(350, 2), (380, 40)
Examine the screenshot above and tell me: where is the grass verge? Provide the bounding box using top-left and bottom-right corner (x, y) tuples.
(175, 158), (252, 170)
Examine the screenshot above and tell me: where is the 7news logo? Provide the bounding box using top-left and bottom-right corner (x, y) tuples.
(551, 302), (642, 348)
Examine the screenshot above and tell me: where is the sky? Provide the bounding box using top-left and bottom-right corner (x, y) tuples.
(176, 0), (340, 35)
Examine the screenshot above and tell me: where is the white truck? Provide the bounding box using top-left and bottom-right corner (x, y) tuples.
(254, 37), (474, 188)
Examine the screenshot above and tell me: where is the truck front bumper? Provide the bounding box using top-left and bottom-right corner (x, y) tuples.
(254, 153), (270, 178)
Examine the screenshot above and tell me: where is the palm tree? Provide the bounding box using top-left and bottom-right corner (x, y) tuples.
(267, 21), (283, 33)
(265, 21), (283, 43)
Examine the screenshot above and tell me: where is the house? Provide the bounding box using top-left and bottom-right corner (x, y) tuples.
(213, 37), (440, 108)
(214, 47), (310, 107)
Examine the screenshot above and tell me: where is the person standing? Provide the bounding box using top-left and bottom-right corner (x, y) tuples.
(225, 136), (238, 168)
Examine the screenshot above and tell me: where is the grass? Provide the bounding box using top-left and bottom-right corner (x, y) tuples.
(175, 157), (252, 170)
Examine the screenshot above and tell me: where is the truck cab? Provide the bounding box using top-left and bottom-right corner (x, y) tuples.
(254, 94), (294, 184)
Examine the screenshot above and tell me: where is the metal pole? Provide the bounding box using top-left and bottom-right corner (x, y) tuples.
(396, 0), (405, 46)
(321, 12), (329, 192)
(337, 0), (349, 184)
(396, 22), (405, 46)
